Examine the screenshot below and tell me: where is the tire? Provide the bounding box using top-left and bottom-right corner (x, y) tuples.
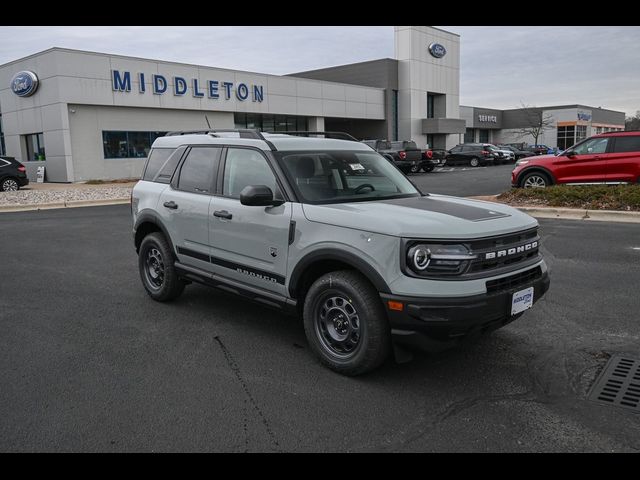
(138, 232), (186, 302)
(521, 171), (551, 188)
(423, 165), (435, 173)
(1, 177), (20, 192)
(469, 157), (480, 167)
(303, 270), (391, 376)
(409, 164), (420, 174)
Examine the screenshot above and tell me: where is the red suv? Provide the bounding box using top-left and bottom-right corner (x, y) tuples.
(511, 131), (640, 188)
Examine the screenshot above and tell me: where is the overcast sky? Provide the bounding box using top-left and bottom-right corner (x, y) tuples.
(1, 26), (638, 116)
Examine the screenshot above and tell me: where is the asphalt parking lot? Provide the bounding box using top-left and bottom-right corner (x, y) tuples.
(411, 163), (514, 197)
(1, 204), (639, 452)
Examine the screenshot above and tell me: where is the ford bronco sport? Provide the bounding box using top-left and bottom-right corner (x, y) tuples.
(132, 130), (550, 375)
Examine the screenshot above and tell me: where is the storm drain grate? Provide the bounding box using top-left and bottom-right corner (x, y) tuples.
(588, 355), (640, 413)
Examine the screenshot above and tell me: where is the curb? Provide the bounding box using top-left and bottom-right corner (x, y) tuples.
(515, 206), (640, 224)
(0, 198), (130, 213)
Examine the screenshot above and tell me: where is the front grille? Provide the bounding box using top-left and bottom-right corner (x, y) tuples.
(468, 228), (540, 273)
(486, 266), (542, 294)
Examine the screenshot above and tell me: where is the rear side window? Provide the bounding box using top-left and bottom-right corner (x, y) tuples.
(612, 136), (640, 153)
(142, 148), (175, 181)
(177, 147), (221, 194)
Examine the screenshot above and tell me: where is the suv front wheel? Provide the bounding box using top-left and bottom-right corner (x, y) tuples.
(138, 232), (186, 301)
(303, 270), (390, 376)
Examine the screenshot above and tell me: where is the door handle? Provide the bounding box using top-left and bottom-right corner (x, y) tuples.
(163, 201), (178, 210)
(213, 210), (232, 220)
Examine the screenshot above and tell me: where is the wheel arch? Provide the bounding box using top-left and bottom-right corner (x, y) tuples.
(134, 212), (175, 256)
(518, 166), (556, 186)
(288, 249), (391, 301)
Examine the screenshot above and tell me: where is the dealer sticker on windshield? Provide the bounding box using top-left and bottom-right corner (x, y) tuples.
(348, 163), (365, 171)
(511, 286), (534, 315)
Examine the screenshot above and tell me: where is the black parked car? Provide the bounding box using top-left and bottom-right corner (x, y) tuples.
(0, 156), (29, 191)
(496, 144), (535, 160)
(445, 143), (498, 167)
(362, 139), (426, 174)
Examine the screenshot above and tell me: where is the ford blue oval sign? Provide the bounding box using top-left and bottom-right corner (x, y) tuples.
(428, 43), (447, 58)
(11, 71), (39, 97)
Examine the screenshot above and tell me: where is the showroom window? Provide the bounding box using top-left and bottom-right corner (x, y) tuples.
(234, 113), (308, 132)
(557, 126), (576, 150)
(478, 129), (489, 143)
(24, 133), (46, 161)
(102, 131), (167, 159)
(464, 128), (475, 143)
(576, 125), (587, 143)
(427, 94), (435, 119)
(0, 114), (5, 156)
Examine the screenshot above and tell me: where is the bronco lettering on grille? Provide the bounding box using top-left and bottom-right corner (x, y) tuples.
(485, 241), (538, 260)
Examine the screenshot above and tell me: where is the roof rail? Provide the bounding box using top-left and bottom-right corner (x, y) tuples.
(164, 129), (277, 151)
(599, 130), (636, 135)
(165, 130), (211, 136)
(268, 131), (359, 142)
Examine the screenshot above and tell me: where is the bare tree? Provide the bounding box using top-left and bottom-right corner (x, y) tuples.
(513, 104), (555, 146)
(626, 110), (640, 131)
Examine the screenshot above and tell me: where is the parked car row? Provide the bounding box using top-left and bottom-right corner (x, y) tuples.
(362, 140), (444, 174)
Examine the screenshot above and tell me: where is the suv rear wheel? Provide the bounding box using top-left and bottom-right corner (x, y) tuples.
(469, 157), (480, 167)
(1, 177), (19, 192)
(303, 270), (390, 376)
(138, 232), (186, 301)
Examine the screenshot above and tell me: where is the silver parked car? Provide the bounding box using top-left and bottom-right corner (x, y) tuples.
(132, 130), (550, 375)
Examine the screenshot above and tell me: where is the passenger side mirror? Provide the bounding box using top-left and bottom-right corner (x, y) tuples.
(240, 185), (284, 207)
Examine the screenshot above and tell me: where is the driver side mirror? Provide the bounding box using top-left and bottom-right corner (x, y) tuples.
(566, 150), (578, 158)
(240, 185), (284, 207)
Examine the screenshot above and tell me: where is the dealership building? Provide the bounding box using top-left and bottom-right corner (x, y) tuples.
(0, 25), (626, 182)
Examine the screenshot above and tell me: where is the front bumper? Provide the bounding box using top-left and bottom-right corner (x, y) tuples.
(380, 269), (550, 352)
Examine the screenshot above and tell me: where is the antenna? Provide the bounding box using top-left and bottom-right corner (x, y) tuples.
(205, 115), (212, 129)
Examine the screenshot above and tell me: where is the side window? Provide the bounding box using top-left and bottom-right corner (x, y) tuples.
(177, 147), (220, 194)
(573, 138), (609, 155)
(450, 146), (461, 153)
(223, 148), (278, 198)
(142, 148), (175, 181)
(154, 149), (184, 184)
(613, 136), (640, 153)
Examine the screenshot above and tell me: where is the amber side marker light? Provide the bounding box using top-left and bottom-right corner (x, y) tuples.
(387, 300), (404, 311)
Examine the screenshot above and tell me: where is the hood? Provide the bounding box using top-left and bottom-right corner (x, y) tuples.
(302, 195), (538, 239)
(528, 154), (557, 163)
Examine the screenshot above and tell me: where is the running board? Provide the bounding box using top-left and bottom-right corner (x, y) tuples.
(174, 262), (297, 314)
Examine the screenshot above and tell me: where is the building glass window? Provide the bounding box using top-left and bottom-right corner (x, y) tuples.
(0, 114), (5, 156)
(576, 125), (587, 143)
(24, 133), (46, 161)
(426, 134), (435, 149)
(233, 113), (308, 133)
(478, 129), (489, 143)
(464, 128), (475, 143)
(427, 93), (435, 119)
(102, 131), (167, 159)
(392, 89), (399, 141)
(557, 126), (576, 150)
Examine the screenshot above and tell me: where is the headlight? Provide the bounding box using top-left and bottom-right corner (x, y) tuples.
(515, 159), (529, 166)
(406, 244), (477, 276)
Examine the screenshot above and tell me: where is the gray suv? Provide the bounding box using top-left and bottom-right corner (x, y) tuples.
(132, 130), (550, 375)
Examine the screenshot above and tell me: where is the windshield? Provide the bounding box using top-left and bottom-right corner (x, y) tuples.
(275, 150), (421, 204)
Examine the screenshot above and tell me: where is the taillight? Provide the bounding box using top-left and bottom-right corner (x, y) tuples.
(17, 166), (26, 172)
(399, 151), (407, 160)
(426, 150), (433, 159)
(482, 150), (490, 156)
